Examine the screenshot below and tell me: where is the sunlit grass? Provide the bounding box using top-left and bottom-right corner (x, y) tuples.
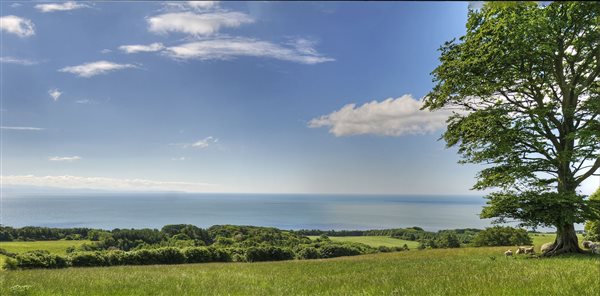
(0, 246), (597, 295)
(307, 235), (420, 249)
(0, 240), (90, 268)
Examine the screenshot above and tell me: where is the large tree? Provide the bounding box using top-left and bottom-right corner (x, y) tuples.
(424, 2), (600, 255)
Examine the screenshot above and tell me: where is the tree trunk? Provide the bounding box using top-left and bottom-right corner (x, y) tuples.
(542, 223), (583, 256)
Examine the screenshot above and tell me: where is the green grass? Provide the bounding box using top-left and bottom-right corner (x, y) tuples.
(307, 235), (420, 249)
(0, 246), (597, 295)
(0, 240), (90, 255)
(0, 240), (90, 268)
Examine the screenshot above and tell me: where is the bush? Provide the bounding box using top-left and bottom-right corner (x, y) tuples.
(318, 244), (362, 258)
(0, 247), (16, 257)
(297, 246), (320, 259)
(13, 250), (68, 269)
(245, 246), (294, 262)
(472, 226), (532, 247)
(183, 247), (213, 263)
(105, 250), (126, 266)
(2, 257), (18, 270)
(70, 252), (108, 267)
(208, 247), (233, 262)
(155, 247), (185, 264)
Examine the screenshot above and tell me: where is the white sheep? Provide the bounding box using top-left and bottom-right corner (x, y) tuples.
(524, 247), (535, 254)
(504, 249), (513, 256)
(589, 242), (600, 254)
(582, 241), (593, 249)
(540, 242), (554, 253)
(516, 247), (525, 254)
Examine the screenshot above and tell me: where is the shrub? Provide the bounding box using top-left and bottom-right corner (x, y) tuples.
(0, 247), (16, 257)
(2, 257), (18, 270)
(297, 246), (320, 259)
(472, 226), (532, 247)
(70, 252), (108, 267)
(245, 246), (294, 262)
(13, 250), (68, 269)
(318, 244), (362, 258)
(126, 249), (160, 265)
(183, 247), (212, 263)
(378, 246), (393, 253)
(105, 250), (126, 266)
(208, 247), (233, 262)
(155, 247), (186, 264)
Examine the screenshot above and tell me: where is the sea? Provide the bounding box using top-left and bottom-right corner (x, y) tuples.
(0, 193), (498, 231)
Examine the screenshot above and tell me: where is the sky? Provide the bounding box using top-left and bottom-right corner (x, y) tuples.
(0, 1), (598, 195)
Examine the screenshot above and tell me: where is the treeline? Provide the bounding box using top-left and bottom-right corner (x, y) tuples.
(295, 227), (483, 247)
(294, 227), (428, 237)
(3, 238), (406, 270)
(0, 226), (93, 241)
(1, 225), (412, 270)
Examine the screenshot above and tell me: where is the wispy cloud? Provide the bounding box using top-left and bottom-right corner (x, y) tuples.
(0, 56), (38, 65)
(308, 95), (453, 137)
(48, 89), (62, 101)
(147, 11), (253, 36)
(59, 60), (137, 78)
(49, 156), (81, 162)
(171, 136), (218, 149)
(35, 1), (89, 13)
(1, 175), (217, 193)
(164, 1), (219, 11)
(0, 15), (35, 37)
(171, 157), (187, 161)
(1, 126), (45, 131)
(191, 136), (218, 148)
(119, 42), (164, 54)
(75, 99), (97, 104)
(164, 37), (334, 64)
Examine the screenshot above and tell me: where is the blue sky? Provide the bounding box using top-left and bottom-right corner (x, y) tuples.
(1, 1), (597, 195)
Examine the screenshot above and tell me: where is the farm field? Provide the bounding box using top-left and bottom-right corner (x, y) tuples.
(0, 245), (597, 295)
(0, 240), (91, 268)
(307, 235), (420, 249)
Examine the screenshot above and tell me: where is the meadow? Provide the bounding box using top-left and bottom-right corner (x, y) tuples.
(1, 245), (597, 295)
(307, 236), (420, 249)
(1, 234), (598, 295)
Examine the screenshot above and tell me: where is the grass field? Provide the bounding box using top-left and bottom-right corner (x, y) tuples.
(307, 236), (420, 249)
(0, 246), (597, 295)
(0, 240), (90, 268)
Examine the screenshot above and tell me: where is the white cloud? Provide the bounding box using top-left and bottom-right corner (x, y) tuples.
(0, 15), (35, 37)
(35, 1), (88, 13)
(171, 136), (218, 149)
(59, 60), (137, 78)
(119, 42), (164, 54)
(147, 11), (253, 36)
(164, 37), (334, 64)
(48, 88), (62, 101)
(1, 175), (217, 193)
(0, 126), (44, 131)
(0, 56), (38, 65)
(171, 157), (187, 161)
(191, 136), (218, 148)
(75, 99), (96, 104)
(186, 1), (219, 10)
(164, 1), (219, 11)
(308, 95), (454, 137)
(100, 49), (112, 54)
(11, 3), (22, 8)
(49, 156), (81, 162)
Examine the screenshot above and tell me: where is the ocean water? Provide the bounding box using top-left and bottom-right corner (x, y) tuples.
(0, 193), (492, 231)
